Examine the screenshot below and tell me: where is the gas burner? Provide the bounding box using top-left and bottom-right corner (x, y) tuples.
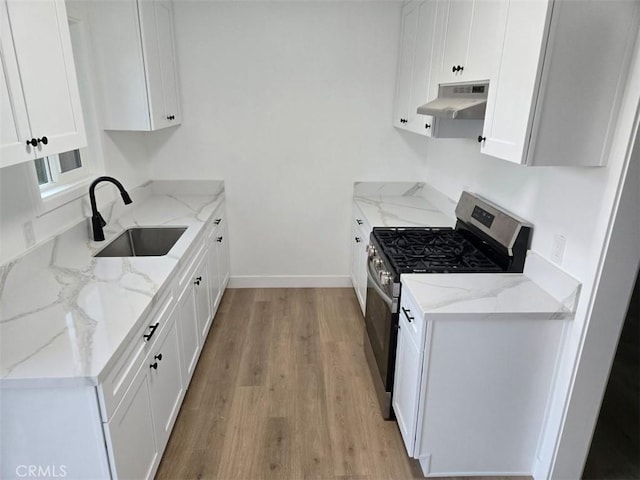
(373, 227), (503, 276)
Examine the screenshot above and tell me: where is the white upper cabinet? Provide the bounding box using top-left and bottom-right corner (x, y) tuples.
(88, 0), (181, 131)
(0, 0), (86, 169)
(480, 0), (639, 166)
(393, 1), (438, 137)
(434, 0), (508, 84)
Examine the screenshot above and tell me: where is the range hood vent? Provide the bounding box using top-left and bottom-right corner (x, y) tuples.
(417, 83), (489, 120)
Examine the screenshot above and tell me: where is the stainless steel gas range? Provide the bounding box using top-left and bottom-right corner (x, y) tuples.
(363, 191), (533, 419)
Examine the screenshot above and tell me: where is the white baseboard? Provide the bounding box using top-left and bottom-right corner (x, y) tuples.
(228, 275), (352, 288)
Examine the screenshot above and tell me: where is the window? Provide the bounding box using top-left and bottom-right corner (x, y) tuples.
(34, 149), (86, 193)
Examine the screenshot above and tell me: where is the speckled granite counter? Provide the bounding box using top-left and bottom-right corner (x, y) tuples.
(0, 180), (224, 388)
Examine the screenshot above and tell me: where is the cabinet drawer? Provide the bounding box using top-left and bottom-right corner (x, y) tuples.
(98, 292), (175, 422)
(399, 288), (425, 345)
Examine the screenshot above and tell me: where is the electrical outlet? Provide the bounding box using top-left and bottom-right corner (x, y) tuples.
(23, 220), (35, 248)
(551, 234), (566, 265)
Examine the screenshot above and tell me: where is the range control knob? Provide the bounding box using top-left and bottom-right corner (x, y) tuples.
(373, 258), (384, 268)
(366, 244), (376, 258)
(379, 271), (392, 285)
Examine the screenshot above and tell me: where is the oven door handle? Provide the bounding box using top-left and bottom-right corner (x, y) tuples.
(367, 260), (394, 309)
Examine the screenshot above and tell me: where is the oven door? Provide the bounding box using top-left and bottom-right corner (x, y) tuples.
(364, 258), (399, 398)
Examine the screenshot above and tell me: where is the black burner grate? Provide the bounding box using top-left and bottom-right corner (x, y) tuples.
(373, 227), (504, 274)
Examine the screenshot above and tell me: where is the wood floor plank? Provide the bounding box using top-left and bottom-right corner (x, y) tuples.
(295, 364), (334, 479)
(237, 300), (274, 386)
(215, 386), (268, 479)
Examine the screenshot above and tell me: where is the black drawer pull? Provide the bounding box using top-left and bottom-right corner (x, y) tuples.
(355, 237), (361, 243)
(150, 362), (158, 370)
(214, 218), (222, 225)
(402, 307), (414, 323)
(143, 322), (160, 341)
(216, 236), (223, 243)
(154, 353), (163, 361)
(356, 219), (363, 225)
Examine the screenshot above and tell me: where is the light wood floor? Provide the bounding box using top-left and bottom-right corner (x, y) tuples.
(156, 288), (521, 480)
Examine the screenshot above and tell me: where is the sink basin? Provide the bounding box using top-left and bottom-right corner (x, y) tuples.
(94, 227), (187, 257)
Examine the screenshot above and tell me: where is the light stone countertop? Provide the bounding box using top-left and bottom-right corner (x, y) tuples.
(353, 182), (456, 228)
(401, 252), (581, 321)
(401, 273), (572, 320)
(0, 180), (225, 388)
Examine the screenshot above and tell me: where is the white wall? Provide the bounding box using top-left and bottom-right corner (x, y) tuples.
(145, 1), (430, 285)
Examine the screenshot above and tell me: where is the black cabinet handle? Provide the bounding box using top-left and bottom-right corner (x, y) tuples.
(150, 362), (158, 370)
(166, 115), (175, 120)
(356, 219), (363, 225)
(194, 276), (202, 285)
(400, 118), (408, 124)
(214, 218), (222, 225)
(143, 322), (160, 341)
(38, 136), (48, 145)
(355, 237), (361, 243)
(216, 236), (223, 243)
(26, 138), (38, 147)
(402, 307), (414, 323)
(477, 136), (486, 143)
(452, 65), (464, 73)
(425, 124), (431, 129)
(154, 353), (163, 361)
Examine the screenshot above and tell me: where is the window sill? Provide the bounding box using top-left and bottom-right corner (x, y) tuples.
(34, 175), (96, 217)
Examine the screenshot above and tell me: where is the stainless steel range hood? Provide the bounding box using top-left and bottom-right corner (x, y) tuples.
(417, 82), (489, 120)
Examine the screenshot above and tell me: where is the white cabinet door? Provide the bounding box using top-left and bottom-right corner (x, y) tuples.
(215, 215), (230, 290)
(409, 1), (438, 137)
(139, 0), (180, 130)
(392, 314), (422, 457)
(0, 0), (86, 168)
(207, 236), (222, 312)
(0, 2), (32, 166)
(393, 2), (419, 129)
(104, 362), (158, 480)
(351, 222), (365, 314)
(437, 0), (473, 84)
(88, 0), (181, 131)
(435, 0), (508, 84)
(177, 277), (200, 384)
(464, 0), (509, 82)
(194, 257), (212, 341)
(148, 307), (184, 452)
(479, 0), (550, 164)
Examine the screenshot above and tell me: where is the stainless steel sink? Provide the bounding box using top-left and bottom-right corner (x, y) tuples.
(94, 227), (187, 257)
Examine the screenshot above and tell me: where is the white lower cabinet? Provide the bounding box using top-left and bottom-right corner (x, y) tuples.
(104, 361), (158, 480)
(147, 308), (184, 450)
(349, 204), (371, 316)
(394, 282), (568, 477)
(215, 207), (231, 291)
(392, 307), (423, 457)
(177, 253), (204, 384)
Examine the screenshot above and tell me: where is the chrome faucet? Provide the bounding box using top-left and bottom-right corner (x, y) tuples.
(89, 176), (132, 241)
